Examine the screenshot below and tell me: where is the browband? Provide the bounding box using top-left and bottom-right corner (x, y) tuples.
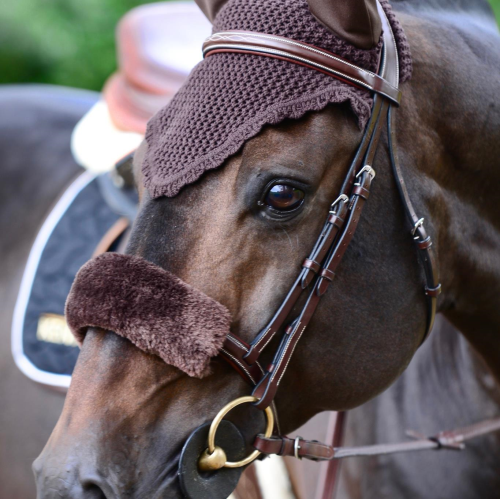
(203, 31), (402, 105)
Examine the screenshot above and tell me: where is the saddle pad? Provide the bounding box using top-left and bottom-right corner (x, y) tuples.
(11, 171), (132, 388)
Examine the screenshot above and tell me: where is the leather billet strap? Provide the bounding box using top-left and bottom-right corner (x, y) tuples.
(221, 334), (265, 385)
(243, 198), (350, 367)
(218, 1), (393, 391)
(203, 31), (401, 105)
(253, 416), (500, 461)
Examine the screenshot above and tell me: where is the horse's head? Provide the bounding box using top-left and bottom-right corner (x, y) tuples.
(35, 1), (437, 497)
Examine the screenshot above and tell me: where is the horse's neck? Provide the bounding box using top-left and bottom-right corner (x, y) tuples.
(415, 316), (500, 409)
(398, 12), (500, 380)
(341, 316), (500, 499)
(354, 315), (500, 434)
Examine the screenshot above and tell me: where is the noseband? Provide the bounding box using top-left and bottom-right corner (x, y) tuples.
(189, 0), (441, 478)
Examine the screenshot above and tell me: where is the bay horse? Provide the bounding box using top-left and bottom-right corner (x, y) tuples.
(34, 0), (500, 497)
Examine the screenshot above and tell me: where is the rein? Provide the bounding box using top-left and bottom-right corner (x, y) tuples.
(186, 0), (498, 493)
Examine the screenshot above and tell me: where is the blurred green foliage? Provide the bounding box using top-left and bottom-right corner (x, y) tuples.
(0, 0), (499, 91)
(491, 0), (500, 21)
(0, 0), (145, 90)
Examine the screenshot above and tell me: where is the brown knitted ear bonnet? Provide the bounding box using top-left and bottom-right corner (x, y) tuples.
(142, 0), (412, 199)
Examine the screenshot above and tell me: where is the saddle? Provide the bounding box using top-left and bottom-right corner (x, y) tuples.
(72, 2), (211, 177)
(105, 2), (212, 134)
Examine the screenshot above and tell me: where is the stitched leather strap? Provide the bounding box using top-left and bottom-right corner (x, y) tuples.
(221, 3), (406, 410)
(387, 105), (441, 343)
(252, 152), (379, 409)
(253, 417), (500, 461)
(221, 334), (265, 386)
(217, 2), (440, 415)
(203, 31), (402, 105)
(243, 197), (350, 365)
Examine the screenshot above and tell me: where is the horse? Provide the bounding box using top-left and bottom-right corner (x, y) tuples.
(0, 85), (98, 497)
(32, 0), (500, 497)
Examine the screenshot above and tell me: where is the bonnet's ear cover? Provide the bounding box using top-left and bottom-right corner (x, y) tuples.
(65, 253), (231, 378)
(307, 0), (382, 49)
(194, 0), (229, 21)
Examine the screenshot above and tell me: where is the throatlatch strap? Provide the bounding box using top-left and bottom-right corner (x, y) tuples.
(387, 106), (441, 343)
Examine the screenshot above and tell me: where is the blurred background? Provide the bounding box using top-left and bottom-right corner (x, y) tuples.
(1, 0), (499, 92)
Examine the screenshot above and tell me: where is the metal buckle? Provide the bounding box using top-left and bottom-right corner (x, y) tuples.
(294, 436), (303, 460)
(198, 396), (274, 471)
(329, 194), (349, 214)
(356, 165), (376, 179)
(411, 218), (425, 237)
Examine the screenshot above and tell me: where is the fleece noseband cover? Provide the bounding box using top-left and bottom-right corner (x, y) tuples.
(65, 253), (231, 378)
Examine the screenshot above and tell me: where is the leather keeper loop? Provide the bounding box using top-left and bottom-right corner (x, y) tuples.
(279, 437), (287, 456)
(302, 258), (321, 273)
(425, 284), (442, 297)
(327, 213), (344, 228)
(417, 236), (432, 250)
(320, 268), (335, 282)
(352, 185), (370, 200)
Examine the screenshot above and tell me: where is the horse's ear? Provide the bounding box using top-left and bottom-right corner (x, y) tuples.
(307, 0), (382, 49)
(194, 0), (229, 22)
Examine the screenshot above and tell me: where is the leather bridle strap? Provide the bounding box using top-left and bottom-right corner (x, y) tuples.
(241, 94), (385, 368)
(253, 416), (500, 461)
(387, 106), (441, 342)
(241, 195), (351, 367)
(218, 95), (385, 390)
(203, 31), (401, 105)
(252, 128), (381, 409)
(216, 1), (441, 408)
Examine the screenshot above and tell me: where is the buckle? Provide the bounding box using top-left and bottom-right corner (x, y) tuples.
(411, 218), (425, 237)
(356, 165), (376, 179)
(329, 194), (349, 214)
(294, 436), (303, 460)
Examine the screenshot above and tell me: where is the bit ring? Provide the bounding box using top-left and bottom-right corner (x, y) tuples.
(199, 395), (274, 470)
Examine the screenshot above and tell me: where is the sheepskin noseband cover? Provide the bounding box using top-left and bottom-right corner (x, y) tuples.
(65, 253), (231, 378)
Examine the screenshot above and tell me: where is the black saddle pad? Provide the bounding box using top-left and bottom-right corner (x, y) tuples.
(12, 171), (135, 388)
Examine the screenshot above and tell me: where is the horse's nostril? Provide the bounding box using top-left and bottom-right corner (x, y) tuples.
(81, 479), (108, 499)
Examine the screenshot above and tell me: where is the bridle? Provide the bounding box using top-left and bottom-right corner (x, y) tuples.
(192, 0), (441, 480)
(173, 3), (500, 497)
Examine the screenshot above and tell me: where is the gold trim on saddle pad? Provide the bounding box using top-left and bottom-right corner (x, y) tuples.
(36, 313), (78, 347)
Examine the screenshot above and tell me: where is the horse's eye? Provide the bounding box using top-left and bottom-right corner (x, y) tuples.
(264, 184), (305, 211)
